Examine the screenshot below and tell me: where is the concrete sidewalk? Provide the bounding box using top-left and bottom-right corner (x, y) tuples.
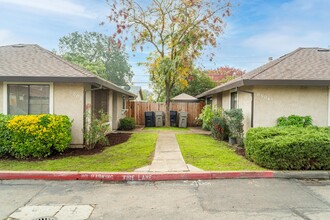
(135, 132), (202, 172)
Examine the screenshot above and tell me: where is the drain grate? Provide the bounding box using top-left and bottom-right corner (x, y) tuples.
(34, 217), (57, 220)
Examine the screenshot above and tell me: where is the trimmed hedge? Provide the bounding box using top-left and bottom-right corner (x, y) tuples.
(0, 114), (72, 159)
(245, 127), (330, 170)
(277, 115), (312, 127)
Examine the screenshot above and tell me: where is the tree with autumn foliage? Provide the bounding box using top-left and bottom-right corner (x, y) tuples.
(107, 0), (231, 125)
(207, 66), (245, 85)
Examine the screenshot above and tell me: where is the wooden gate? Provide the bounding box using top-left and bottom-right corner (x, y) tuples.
(127, 101), (205, 126)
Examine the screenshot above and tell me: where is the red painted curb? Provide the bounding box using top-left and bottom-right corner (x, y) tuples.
(0, 171), (274, 181)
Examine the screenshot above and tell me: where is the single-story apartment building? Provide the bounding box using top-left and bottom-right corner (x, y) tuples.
(0, 44), (135, 146)
(197, 47), (330, 132)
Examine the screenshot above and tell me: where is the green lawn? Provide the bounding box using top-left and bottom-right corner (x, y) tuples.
(0, 133), (157, 172)
(143, 126), (189, 131)
(176, 134), (264, 171)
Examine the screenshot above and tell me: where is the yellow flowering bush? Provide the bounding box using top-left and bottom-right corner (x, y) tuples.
(0, 114), (72, 159)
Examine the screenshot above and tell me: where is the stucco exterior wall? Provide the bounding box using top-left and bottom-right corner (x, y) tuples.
(53, 83), (85, 145)
(222, 91), (230, 111)
(238, 90), (253, 133)
(212, 93), (222, 108)
(108, 90), (114, 129)
(253, 86), (328, 127)
(0, 82), (3, 113)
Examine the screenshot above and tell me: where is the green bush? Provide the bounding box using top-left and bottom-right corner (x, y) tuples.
(198, 105), (222, 130)
(119, 117), (136, 130)
(245, 127), (330, 170)
(223, 109), (244, 139)
(277, 115), (312, 127)
(0, 114), (13, 157)
(0, 114), (72, 159)
(83, 111), (111, 150)
(210, 116), (229, 141)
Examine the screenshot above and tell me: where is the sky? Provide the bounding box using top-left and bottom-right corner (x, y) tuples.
(1, 0), (329, 90)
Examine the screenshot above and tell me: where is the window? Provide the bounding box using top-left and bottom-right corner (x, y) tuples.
(7, 84), (50, 115)
(230, 92), (237, 109)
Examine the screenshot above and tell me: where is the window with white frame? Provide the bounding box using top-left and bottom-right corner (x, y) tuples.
(7, 84), (50, 115)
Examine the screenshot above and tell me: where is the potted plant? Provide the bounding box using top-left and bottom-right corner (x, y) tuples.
(224, 109), (244, 145)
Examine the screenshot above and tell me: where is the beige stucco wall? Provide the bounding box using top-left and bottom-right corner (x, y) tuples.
(238, 90), (253, 133)
(212, 93), (222, 109)
(108, 90), (114, 129)
(53, 83), (85, 145)
(253, 86), (328, 127)
(111, 92), (128, 130)
(0, 82), (3, 113)
(222, 91), (230, 111)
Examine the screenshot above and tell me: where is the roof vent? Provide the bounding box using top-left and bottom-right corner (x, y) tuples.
(12, 44), (25, 48)
(268, 57), (273, 62)
(317, 49), (330, 52)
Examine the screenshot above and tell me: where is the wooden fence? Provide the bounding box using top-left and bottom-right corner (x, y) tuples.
(127, 101), (205, 126)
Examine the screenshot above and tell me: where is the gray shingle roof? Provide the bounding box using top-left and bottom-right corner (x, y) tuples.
(0, 44), (135, 97)
(197, 47), (330, 98)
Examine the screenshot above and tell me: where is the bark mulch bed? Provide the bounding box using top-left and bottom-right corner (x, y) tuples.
(50, 132), (132, 158)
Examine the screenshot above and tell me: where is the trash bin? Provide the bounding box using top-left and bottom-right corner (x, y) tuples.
(178, 111), (188, 128)
(170, 111), (177, 127)
(155, 111), (164, 127)
(145, 111), (155, 127)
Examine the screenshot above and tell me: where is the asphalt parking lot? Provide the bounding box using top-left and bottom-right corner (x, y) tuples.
(1, 178), (329, 219)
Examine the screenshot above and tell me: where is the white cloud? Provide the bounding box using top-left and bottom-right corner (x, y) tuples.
(243, 31), (328, 54)
(0, 0), (95, 18)
(0, 29), (21, 45)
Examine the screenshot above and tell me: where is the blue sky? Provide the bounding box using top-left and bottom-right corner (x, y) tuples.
(1, 0), (329, 90)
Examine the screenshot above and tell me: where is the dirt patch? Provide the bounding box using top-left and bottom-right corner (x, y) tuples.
(235, 147), (246, 157)
(2, 133), (132, 161)
(50, 132), (132, 159)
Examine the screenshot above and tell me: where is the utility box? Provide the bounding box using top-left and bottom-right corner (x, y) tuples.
(155, 111), (164, 127)
(170, 111), (177, 127)
(178, 111), (188, 128)
(145, 111), (155, 127)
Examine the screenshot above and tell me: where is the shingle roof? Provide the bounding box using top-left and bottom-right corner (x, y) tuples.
(0, 44), (135, 97)
(172, 93), (198, 101)
(197, 47), (330, 98)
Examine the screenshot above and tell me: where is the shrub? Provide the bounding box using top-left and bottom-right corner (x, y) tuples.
(198, 105), (222, 130)
(245, 127), (330, 170)
(223, 109), (244, 139)
(0, 114), (13, 157)
(210, 116), (229, 140)
(277, 115), (312, 127)
(118, 117), (136, 130)
(2, 114), (72, 159)
(83, 111), (111, 150)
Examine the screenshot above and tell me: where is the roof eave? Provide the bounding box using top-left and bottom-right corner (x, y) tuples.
(0, 76), (136, 98)
(196, 79), (244, 98)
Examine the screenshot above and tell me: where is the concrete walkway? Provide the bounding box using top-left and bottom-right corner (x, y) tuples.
(135, 131), (203, 172)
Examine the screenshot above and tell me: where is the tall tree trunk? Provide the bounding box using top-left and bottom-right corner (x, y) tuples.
(165, 85), (171, 126)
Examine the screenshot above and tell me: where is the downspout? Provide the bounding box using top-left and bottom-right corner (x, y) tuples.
(238, 89), (254, 128)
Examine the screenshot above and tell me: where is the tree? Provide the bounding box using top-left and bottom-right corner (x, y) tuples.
(57, 31), (133, 86)
(207, 66), (245, 85)
(171, 68), (216, 97)
(107, 0), (231, 125)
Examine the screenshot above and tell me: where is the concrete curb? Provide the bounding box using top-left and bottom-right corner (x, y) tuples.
(0, 170), (329, 182)
(273, 171), (330, 179)
(0, 171), (274, 181)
